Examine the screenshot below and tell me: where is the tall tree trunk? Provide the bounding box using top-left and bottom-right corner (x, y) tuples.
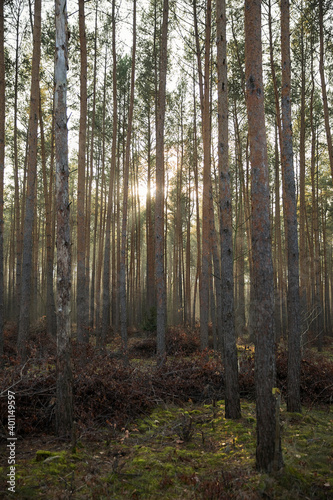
(216, 0), (241, 419)
(146, 107), (155, 313)
(95, 45), (108, 327)
(77, 0), (87, 343)
(273, 125), (284, 340)
(319, 0), (333, 183)
(90, 159), (99, 328)
(0, 0), (4, 360)
(281, 0), (301, 412)
(233, 99), (249, 335)
(115, 158), (121, 332)
(17, 0), (41, 360)
(310, 48), (323, 351)
(299, 0), (308, 347)
(322, 204), (331, 334)
(86, 1), (98, 327)
(32, 187), (38, 322)
(135, 158), (142, 325)
(155, 0), (169, 363)
(192, 63), (201, 327)
(268, 0), (284, 342)
(55, 0), (73, 438)
(244, 0), (283, 472)
(185, 155), (191, 325)
(120, 0), (136, 352)
(13, 3), (22, 326)
(100, 0), (117, 348)
(193, 0), (211, 349)
(40, 97), (57, 337)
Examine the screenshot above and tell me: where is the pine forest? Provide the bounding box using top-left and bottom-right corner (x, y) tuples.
(0, 0), (333, 497)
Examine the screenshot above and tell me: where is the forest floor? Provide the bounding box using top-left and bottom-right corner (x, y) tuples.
(0, 322), (333, 499)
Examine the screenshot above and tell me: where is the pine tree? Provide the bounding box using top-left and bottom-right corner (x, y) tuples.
(55, 0), (73, 438)
(216, 0), (241, 419)
(244, 0), (283, 472)
(0, 0), (5, 361)
(281, 0), (301, 413)
(17, 0), (42, 360)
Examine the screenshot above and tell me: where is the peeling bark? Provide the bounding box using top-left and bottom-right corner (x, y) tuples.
(55, 0), (73, 438)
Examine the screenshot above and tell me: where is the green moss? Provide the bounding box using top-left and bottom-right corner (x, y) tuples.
(132, 457), (147, 467)
(35, 450), (60, 462)
(35, 449), (77, 463)
(2, 399), (332, 499)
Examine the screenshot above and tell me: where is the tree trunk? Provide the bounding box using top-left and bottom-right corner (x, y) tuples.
(90, 159), (99, 328)
(100, 0), (117, 348)
(310, 46), (323, 351)
(216, 0), (241, 419)
(120, 0), (136, 353)
(193, 63), (201, 327)
(77, 0), (87, 343)
(135, 159), (142, 325)
(95, 45), (108, 328)
(17, 0), (41, 360)
(281, 0), (301, 413)
(185, 161), (191, 325)
(319, 0), (333, 183)
(273, 125), (283, 340)
(322, 205), (331, 334)
(40, 97), (57, 338)
(55, 0), (73, 438)
(146, 107), (155, 314)
(299, 1), (308, 347)
(0, 0), (4, 360)
(193, 0), (211, 349)
(244, 0), (283, 472)
(155, 0), (169, 363)
(13, 4), (22, 326)
(86, 2), (99, 328)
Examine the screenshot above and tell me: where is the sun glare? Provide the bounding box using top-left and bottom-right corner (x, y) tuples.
(137, 182), (155, 204)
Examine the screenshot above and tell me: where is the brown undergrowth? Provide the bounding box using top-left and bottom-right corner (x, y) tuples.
(0, 323), (333, 498)
(0, 323), (332, 436)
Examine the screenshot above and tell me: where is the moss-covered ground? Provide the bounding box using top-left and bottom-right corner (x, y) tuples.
(1, 399), (332, 499)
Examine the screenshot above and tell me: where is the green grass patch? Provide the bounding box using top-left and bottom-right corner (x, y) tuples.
(0, 401), (332, 499)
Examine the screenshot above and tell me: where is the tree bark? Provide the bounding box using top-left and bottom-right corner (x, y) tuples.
(310, 57), (323, 351)
(216, 0), (241, 419)
(86, 1), (98, 328)
(193, 0), (211, 349)
(100, 0), (117, 348)
(155, 0), (169, 363)
(17, 0), (41, 360)
(39, 97), (56, 338)
(192, 62), (201, 327)
(120, 0), (136, 353)
(77, 0), (87, 344)
(55, 0), (73, 438)
(95, 44), (108, 328)
(298, 0), (308, 347)
(0, 0), (4, 360)
(319, 0), (333, 183)
(185, 159), (191, 325)
(13, 2), (23, 326)
(146, 106), (155, 313)
(281, 0), (301, 413)
(244, 0), (283, 472)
